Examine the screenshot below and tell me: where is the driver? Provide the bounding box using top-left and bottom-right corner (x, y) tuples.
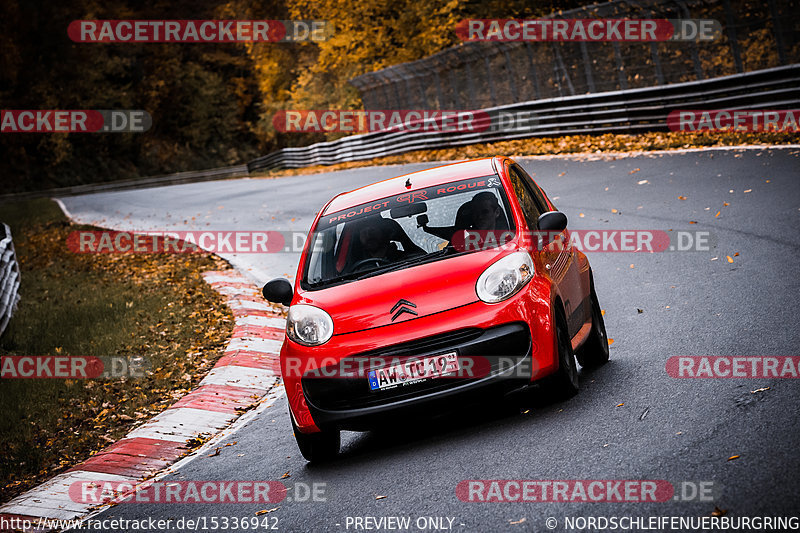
(468, 192), (503, 230)
(357, 220), (405, 261)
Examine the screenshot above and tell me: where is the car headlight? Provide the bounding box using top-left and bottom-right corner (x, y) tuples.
(287, 304), (334, 346)
(476, 251), (534, 303)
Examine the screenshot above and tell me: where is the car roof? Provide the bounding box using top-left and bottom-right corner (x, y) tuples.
(323, 157), (501, 214)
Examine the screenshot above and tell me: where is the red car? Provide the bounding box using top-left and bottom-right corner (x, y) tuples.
(262, 157), (609, 461)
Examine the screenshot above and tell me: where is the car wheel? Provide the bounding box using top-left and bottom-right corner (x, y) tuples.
(291, 413), (340, 463)
(576, 281), (609, 369)
(543, 306), (579, 400)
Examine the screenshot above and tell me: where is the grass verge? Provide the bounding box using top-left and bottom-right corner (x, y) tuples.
(0, 199), (235, 503)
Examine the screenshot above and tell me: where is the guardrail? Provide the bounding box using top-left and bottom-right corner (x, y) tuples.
(0, 223), (21, 337)
(1, 64), (796, 202)
(0, 165), (249, 202)
(248, 64), (800, 172)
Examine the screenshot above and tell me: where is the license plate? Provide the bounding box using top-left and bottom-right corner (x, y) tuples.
(368, 352), (459, 391)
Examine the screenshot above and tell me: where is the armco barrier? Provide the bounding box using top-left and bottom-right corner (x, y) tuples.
(0, 65), (796, 202)
(247, 64), (800, 172)
(0, 223), (21, 336)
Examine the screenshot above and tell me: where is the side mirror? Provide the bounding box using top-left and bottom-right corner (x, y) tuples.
(262, 278), (293, 306)
(416, 214), (429, 227)
(537, 211), (568, 232)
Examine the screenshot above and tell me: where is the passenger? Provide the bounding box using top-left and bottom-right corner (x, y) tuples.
(420, 191), (505, 240)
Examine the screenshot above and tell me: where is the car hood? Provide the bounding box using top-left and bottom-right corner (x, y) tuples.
(298, 252), (502, 335)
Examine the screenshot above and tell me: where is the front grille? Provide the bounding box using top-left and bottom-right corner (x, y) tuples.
(302, 323), (531, 411)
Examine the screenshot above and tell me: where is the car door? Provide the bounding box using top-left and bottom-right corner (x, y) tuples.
(508, 163), (587, 337)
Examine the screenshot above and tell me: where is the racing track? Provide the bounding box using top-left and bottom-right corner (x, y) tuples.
(59, 148), (800, 531)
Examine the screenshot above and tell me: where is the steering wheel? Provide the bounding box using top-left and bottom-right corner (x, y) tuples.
(348, 257), (392, 273)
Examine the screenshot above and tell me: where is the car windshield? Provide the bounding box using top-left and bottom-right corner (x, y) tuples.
(302, 174), (516, 289)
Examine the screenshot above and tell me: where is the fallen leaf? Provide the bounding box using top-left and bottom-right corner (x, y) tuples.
(726, 256), (734, 263)
(255, 508), (279, 515)
(579, 213), (585, 218)
(733, 252), (739, 257)
(601, 309), (605, 316)
(280, 471), (291, 479)
(629, 264), (634, 268)
(723, 202), (729, 206)
(711, 506), (728, 517)
(751, 387), (770, 394)
(616, 403), (624, 407)
(558, 172), (566, 177)
(637, 179), (649, 185)
(607, 338), (614, 345)
(689, 221), (697, 224)
(376, 495), (387, 500)
(629, 168), (641, 174)
(637, 308), (643, 313)
(727, 455), (740, 461)
(715, 211), (721, 217)
(678, 196), (687, 200)
(208, 447), (221, 457)
(509, 518), (526, 525)
(711, 257), (718, 261)
(611, 208), (618, 213)
(744, 189), (752, 193)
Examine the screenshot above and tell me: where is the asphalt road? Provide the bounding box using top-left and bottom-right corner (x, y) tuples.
(59, 148), (800, 532)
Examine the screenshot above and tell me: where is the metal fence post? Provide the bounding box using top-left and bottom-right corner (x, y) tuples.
(483, 54), (498, 106)
(524, 42), (542, 99)
(613, 42), (628, 90)
(722, 0), (744, 73)
(768, 0), (788, 65)
(580, 41), (596, 92)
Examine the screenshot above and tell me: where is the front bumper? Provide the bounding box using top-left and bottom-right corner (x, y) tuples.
(283, 278), (558, 433)
(302, 322), (533, 431)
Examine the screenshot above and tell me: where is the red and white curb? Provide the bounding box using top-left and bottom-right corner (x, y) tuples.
(0, 269), (284, 527)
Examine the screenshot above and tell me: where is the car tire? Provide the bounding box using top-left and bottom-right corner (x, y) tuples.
(542, 306), (579, 400)
(576, 280), (609, 369)
(291, 413), (340, 463)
